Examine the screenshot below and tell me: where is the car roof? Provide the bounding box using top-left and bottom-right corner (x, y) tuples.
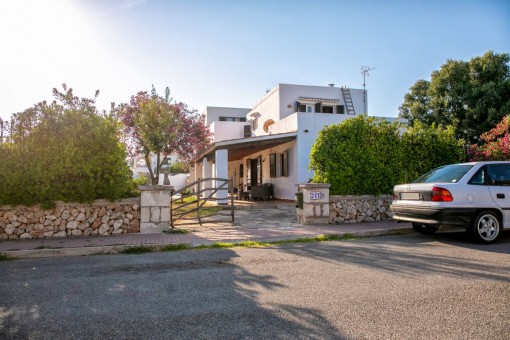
(450, 161), (510, 166)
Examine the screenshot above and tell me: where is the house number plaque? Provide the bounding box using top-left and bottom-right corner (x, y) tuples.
(309, 192), (325, 200)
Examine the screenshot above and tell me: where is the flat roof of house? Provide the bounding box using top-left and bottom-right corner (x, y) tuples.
(196, 132), (297, 162)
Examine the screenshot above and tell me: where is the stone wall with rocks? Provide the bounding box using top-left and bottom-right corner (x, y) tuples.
(329, 195), (392, 224)
(0, 198), (140, 240)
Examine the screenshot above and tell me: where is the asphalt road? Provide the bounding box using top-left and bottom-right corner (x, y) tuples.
(1, 231), (509, 340)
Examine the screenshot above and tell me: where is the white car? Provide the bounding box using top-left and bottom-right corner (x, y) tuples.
(390, 161), (510, 244)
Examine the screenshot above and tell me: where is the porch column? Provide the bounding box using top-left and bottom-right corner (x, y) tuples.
(202, 157), (212, 198)
(193, 162), (200, 194)
(215, 149), (228, 204)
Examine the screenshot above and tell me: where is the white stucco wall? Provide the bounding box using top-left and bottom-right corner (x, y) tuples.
(158, 173), (188, 190)
(269, 113), (298, 134)
(249, 87), (280, 136)
(278, 84), (366, 119)
(210, 121), (248, 142)
(227, 160), (244, 188)
(246, 84), (366, 138)
(349, 88), (366, 115)
(204, 106), (251, 126)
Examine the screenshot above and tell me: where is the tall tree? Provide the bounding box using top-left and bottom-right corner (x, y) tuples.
(399, 51), (510, 143)
(119, 87), (212, 185)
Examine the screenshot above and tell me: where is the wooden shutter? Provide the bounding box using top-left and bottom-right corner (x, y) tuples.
(282, 150), (288, 177)
(244, 125), (251, 137)
(269, 154), (276, 178)
(315, 103), (321, 113)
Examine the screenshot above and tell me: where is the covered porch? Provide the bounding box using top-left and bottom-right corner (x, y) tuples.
(189, 132), (298, 202)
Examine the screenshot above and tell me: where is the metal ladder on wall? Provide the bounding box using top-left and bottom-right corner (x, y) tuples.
(341, 87), (356, 115)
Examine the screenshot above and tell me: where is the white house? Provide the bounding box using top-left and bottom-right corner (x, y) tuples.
(189, 83), (387, 201)
(132, 153), (188, 190)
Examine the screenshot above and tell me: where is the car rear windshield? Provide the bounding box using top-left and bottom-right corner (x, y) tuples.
(413, 164), (474, 183)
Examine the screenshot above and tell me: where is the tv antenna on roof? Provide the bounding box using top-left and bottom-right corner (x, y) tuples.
(361, 65), (376, 91)
(361, 65), (376, 114)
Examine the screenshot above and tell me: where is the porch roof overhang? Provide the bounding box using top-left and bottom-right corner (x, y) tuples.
(196, 132), (297, 162)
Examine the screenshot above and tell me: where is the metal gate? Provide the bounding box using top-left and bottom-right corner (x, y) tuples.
(170, 177), (234, 228)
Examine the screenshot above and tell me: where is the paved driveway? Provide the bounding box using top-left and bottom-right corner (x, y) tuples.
(1, 232), (509, 339)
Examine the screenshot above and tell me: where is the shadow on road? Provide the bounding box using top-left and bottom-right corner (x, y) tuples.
(0, 248), (345, 339)
(275, 231), (510, 283)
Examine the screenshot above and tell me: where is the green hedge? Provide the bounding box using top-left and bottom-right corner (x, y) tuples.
(0, 88), (136, 207)
(309, 116), (465, 195)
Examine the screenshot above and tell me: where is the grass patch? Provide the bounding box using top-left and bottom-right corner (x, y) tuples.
(171, 196), (223, 219)
(190, 235), (356, 250)
(193, 241), (270, 249)
(199, 206), (223, 216)
(34, 245), (63, 250)
(0, 253), (15, 261)
(120, 246), (154, 254)
(160, 244), (190, 252)
(271, 233), (361, 245)
(115, 233), (363, 256)
(237, 240), (270, 248)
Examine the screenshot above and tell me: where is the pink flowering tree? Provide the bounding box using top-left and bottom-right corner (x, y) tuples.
(119, 87), (212, 185)
(468, 115), (510, 161)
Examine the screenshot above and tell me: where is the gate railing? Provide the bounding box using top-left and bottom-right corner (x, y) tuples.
(170, 177), (234, 228)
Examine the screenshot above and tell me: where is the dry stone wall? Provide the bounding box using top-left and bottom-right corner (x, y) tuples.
(0, 198), (140, 240)
(329, 195), (392, 224)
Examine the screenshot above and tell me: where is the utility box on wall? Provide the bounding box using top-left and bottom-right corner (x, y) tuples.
(296, 183), (330, 224)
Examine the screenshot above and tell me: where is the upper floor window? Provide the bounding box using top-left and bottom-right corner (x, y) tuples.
(297, 101), (343, 114)
(250, 117), (259, 131)
(219, 116), (246, 122)
(298, 104), (316, 112)
(322, 106), (333, 114)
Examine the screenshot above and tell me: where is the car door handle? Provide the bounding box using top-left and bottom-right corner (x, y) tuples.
(497, 193), (505, 199)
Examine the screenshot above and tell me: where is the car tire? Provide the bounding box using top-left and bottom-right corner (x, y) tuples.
(412, 223), (439, 235)
(469, 211), (500, 244)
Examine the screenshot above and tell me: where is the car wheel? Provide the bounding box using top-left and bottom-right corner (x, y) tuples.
(412, 223), (439, 235)
(469, 211), (500, 244)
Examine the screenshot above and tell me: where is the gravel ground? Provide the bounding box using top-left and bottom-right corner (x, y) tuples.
(1, 231), (509, 339)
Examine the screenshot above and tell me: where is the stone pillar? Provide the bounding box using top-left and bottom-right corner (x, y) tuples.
(140, 185), (173, 233)
(202, 157), (212, 198)
(296, 183), (330, 224)
(215, 149), (228, 204)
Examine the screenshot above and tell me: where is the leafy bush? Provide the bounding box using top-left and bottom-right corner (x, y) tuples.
(169, 161), (189, 174)
(0, 86), (135, 206)
(400, 122), (465, 182)
(133, 174), (149, 187)
(309, 116), (465, 195)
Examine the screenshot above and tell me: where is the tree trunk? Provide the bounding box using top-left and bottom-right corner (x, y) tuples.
(155, 153), (161, 185)
(144, 151), (156, 186)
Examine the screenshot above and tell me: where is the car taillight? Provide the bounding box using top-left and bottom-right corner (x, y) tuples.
(431, 186), (453, 202)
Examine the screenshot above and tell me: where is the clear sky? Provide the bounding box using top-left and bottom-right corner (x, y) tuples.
(0, 0), (508, 122)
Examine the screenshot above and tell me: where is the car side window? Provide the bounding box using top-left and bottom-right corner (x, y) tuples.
(487, 164), (510, 186)
(469, 167), (486, 185)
